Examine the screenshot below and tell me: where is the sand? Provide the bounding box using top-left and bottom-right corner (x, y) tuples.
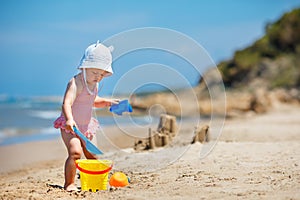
(0, 103), (300, 200)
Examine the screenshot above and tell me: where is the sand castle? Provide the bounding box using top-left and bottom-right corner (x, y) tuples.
(191, 124), (210, 143)
(134, 114), (210, 151)
(134, 114), (177, 151)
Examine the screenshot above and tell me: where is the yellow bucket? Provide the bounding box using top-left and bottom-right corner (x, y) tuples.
(75, 159), (113, 192)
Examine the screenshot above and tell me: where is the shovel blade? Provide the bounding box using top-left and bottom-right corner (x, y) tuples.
(73, 126), (103, 155)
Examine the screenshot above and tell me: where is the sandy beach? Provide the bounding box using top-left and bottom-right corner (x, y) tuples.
(0, 102), (300, 200)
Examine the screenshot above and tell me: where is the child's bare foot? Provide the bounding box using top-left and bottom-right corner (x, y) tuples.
(64, 184), (78, 192)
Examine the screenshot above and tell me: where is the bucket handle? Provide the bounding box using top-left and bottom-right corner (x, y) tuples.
(75, 161), (113, 175)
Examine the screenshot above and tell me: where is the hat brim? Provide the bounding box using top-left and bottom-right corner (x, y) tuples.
(78, 63), (113, 77)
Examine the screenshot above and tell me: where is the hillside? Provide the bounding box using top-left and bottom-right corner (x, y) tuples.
(131, 8), (300, 117)
(214, 8), (300, 89)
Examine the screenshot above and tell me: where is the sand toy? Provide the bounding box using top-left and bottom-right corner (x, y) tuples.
(109, 99), (133, 115)
(76, 159), (113, 192)
(109, 172), (129, 187)
(73, 126), (103, 155)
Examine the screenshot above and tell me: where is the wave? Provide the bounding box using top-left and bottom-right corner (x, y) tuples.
(0, 95), (62, 109)
(0, 126), (60, 146)
(28, 110), (61, 120)
(40, 127), (59, 135)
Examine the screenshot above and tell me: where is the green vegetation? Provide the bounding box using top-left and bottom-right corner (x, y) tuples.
(217, 8), (300, 89)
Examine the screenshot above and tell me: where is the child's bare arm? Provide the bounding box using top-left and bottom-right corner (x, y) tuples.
(62, 78), (77, 131)
(94, 96), (119, 108)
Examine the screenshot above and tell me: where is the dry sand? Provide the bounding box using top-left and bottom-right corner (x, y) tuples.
(0, 103), (300, 199)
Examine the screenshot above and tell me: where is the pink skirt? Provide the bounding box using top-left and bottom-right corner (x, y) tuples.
(53, 115), (100, 141)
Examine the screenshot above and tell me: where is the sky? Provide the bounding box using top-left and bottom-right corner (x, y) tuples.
(0, 0), (299, 97)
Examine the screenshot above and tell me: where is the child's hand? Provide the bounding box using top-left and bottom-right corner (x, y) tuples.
(104, 99), (120, 107)
(94, 96), (120, 108)
(109, 99), (120, 106)
(65, 119), (76, 132)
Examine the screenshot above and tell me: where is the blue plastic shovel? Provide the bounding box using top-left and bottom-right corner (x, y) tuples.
(109, 99), (133, 115)
(73, 126), (103, 155)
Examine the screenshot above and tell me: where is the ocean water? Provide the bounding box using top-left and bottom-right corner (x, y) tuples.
(0, 96), (61, 146)
(0, 95), (154, 146)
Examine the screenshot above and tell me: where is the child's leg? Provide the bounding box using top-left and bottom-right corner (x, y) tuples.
(83, 146), (98, 159)
(61, 129), (82, 191)
(83, 134), (98, 159)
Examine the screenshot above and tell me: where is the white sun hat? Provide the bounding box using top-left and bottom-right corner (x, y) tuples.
(78, 41), (114, 77)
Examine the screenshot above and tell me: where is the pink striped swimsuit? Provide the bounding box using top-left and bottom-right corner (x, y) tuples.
(53, 75), (100, 140)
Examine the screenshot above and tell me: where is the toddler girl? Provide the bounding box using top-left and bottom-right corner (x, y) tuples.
(53, 41), (119, 191)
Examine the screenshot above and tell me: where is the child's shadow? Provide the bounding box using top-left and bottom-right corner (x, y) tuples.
(46, 174), (81, 191)
(47, 184), (64, 190)
(47, 184), (82, 191)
